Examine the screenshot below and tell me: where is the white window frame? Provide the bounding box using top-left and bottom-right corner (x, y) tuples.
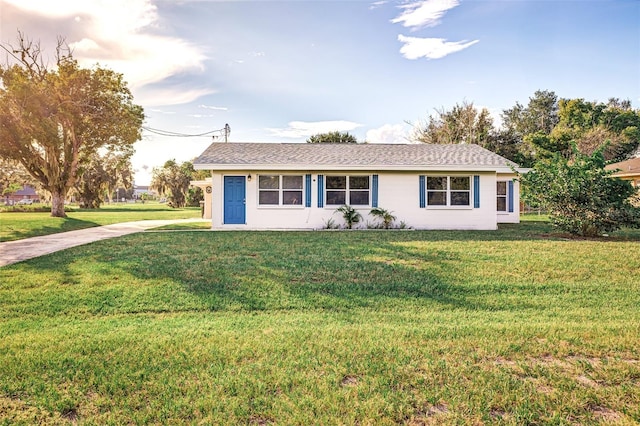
(257, 174), (305, 208)
(496, 180), (508, 213)
(325, 175), (371, 206)
(426, 175), (472, 209)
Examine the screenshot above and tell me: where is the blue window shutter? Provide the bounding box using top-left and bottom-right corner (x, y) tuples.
(508, 180), (514, 213)
(372, 174), (379, 208)
(473, 175), (480, 208)
(419, 175), (425, 208)
(317, 174), (324, 208)
(305, 174), (311, 207)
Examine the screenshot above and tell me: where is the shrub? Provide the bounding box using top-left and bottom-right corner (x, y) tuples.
(369, 207), (397, 229)
(335, 205), (362, 229)
(518, 146), (640, 237)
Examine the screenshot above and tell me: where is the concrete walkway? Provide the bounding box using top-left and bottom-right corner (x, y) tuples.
(0, 218), (208, 267)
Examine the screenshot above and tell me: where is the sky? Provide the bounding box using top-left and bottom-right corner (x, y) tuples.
(1, 0), (639, 185)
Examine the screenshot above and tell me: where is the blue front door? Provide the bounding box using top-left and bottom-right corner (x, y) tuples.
(224, 176), (246, 224)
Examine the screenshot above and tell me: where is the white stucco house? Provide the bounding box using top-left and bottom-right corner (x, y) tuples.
(193, 142), (523, 230)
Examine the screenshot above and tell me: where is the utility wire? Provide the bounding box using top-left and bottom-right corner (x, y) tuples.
(142, 126), (226, 137)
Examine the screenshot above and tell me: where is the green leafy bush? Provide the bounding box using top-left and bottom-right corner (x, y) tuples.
(519, 146), (640, 236)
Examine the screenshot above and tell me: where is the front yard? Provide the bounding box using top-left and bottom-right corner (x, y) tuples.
(0, 220), (638, 424)
(0, 202), (201, 242)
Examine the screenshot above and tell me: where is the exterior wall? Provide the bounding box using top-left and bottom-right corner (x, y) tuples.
(190, 180), (213, 219)
(496, 173), (521, 224)
(209, 170), (517, 230)
(203, 188), (212, 219)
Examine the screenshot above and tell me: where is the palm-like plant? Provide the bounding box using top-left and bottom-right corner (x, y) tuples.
(370, 207), (396, 229)
(336, 205), (362, 229)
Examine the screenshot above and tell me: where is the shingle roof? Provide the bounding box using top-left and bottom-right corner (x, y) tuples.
(606, 157), (640, 176)
(15, 185), (37, 196)
(193, 142), (519, 172)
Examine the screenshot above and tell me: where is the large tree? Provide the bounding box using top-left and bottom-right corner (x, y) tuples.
(306, 131), (358, 144)
(500, 90), (560, 166)
(410, 101), (495, 147)
(75, 149), (134, 209)
(151, 160), (197, 208)
(0, 34), (144, 217)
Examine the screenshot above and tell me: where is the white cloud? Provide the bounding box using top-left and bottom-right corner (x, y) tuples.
(398, 35), (479, 59)
(4, 0), (206, 90)
(369, 1), (388, 10)
(199, 105), (229, 111)
(391, 0), (459, 30)
(365, 124), (411, 144)
(148, 108), (176, 115)
(267, 121), (363, 139)
(134, 87), (216, 107)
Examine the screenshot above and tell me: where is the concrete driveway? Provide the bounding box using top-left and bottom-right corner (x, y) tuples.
(0, 219), (208, 267)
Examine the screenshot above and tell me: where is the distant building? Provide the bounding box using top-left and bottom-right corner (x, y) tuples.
(133, 185), (157, 198)
(4, 185), (40, 205)
(606, 157), (640, 188)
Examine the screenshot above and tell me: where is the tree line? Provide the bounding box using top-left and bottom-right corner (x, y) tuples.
(409, 91), (640, 167)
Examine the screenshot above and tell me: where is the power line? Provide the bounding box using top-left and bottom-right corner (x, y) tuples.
(143, 124), (230, 141)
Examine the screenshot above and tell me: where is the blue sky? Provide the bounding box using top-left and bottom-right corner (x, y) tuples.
(2, 0), (639, 185)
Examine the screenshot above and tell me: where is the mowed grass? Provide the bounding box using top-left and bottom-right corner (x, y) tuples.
(1, 221), (639, 424)
(0, 203), (201, 242)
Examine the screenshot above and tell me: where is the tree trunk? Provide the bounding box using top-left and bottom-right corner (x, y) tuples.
(50, 190), (67, 218)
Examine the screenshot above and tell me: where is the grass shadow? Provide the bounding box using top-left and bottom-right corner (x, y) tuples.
(6, 220), (637, 319)
(0, 217), (101, 242)
(7, 229), (547, 317)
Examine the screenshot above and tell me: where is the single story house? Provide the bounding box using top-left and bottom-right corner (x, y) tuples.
(606, 157), (640, 188)
(193, 142), (524, 230)
(3, 185), (40, 205)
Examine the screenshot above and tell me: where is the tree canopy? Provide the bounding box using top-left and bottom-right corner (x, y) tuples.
(410, 101), (494, 146)
(410, 91), (640, 169)
(75, 149), (134, 209)
(0, 34), (144, 217)
(306, 131), (358, 144)
(151, 160), (206, 208)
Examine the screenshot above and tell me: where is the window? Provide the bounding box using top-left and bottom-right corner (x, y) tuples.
(426, 176), (471, 207)
(496, 181), (507, 212)
(258, 175), (303, 206)
(325, 175), (370, 206)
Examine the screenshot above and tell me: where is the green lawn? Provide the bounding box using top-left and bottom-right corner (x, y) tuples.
(0, 202), (201, 242)
(1, 221), (639, 424)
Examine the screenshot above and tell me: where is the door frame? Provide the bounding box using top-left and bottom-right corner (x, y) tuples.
(223, 175), (246, 225)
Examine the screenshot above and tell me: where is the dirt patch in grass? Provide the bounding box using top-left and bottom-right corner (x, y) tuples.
(524, 377), (555, 395)
(0, 395), (63, 425)
(576, 374), (601, 388)
(407, 402), (450, 425)
(590, 405), (622, 422)
(490, 355), (638, 392)
(61, 407), (78, 423)
(490, 407), (509, 420)
(340, 375), (359, 387)
(249, 414), (273, 425)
